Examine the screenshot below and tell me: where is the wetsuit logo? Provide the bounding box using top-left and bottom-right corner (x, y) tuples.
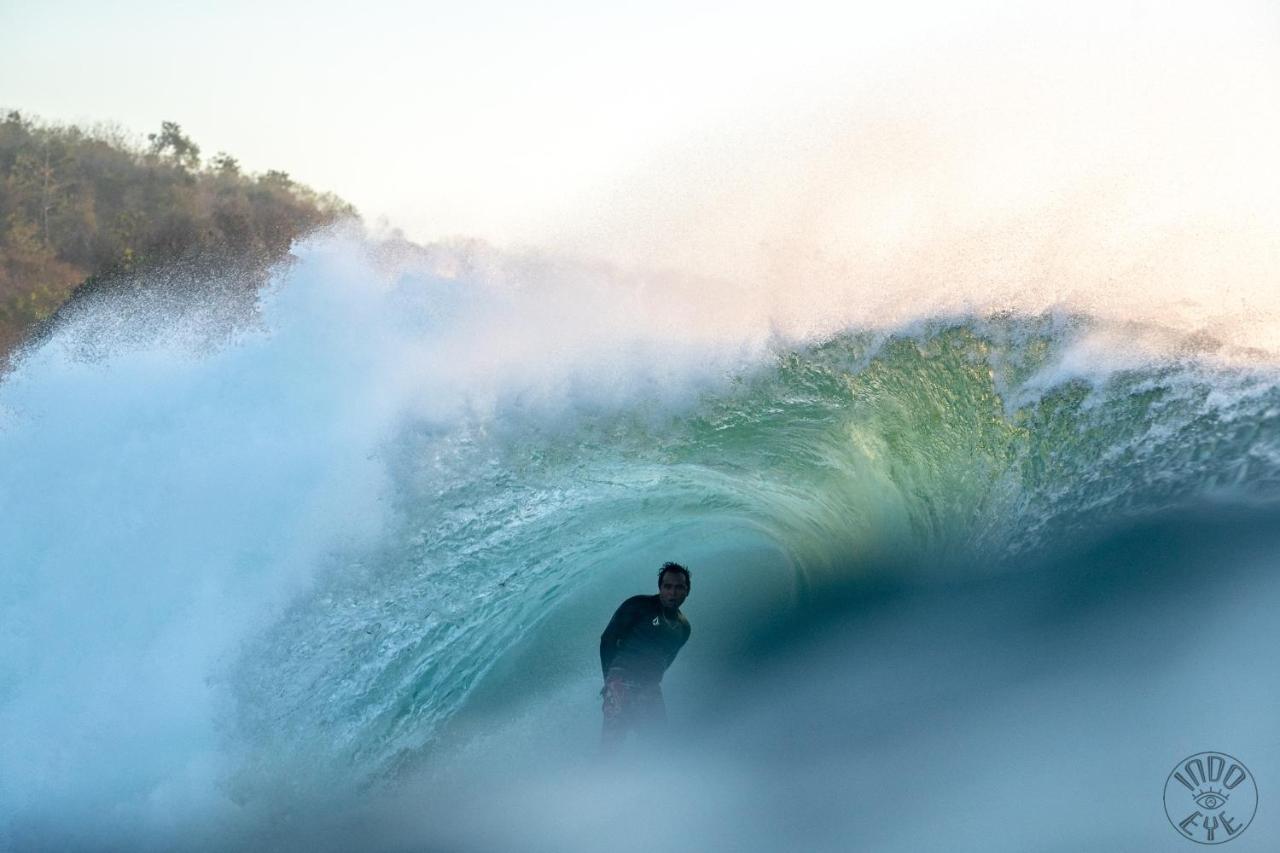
(1164, 752), (1257, 844)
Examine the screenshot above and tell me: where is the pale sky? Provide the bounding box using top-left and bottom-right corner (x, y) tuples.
(0, 0), (1020, 244)
(3, 1), (1279, 259)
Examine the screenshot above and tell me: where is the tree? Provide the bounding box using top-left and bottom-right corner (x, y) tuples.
(259, 169), (293, 189)
(210, 152), (240, 176)
(147, 121), (201, 170)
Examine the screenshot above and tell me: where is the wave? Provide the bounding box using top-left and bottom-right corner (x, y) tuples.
(2, 232), (1279, 849)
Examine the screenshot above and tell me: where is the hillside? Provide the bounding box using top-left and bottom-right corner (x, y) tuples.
(0, 112), (356, 355)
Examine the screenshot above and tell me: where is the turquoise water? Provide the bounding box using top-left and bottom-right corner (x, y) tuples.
(3, 234), (1279, 850)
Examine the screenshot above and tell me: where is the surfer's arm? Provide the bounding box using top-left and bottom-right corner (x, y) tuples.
(599, 598), (643, 678)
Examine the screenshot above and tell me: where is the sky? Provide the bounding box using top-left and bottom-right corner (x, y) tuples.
(3, 1), (1279, 263)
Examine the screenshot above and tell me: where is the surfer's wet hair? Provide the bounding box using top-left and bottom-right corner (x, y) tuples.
(658, 561), (691, 589)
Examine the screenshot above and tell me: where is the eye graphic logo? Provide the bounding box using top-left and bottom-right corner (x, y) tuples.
(1164, 752), (1257, 844)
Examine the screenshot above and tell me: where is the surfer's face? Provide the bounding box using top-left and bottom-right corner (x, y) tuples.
(658, 573), (689, 610)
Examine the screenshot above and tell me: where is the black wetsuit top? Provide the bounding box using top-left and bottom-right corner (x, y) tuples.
(599, 594), (691, 683)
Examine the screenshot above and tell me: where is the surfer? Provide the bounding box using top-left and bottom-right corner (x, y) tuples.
(598, 562), (692, 754)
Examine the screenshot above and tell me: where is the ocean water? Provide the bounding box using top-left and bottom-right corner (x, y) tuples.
(2, 229), (1278, 851)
